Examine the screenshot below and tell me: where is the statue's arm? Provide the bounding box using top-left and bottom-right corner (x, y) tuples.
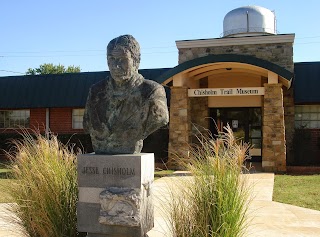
(143, 86), (169, 139)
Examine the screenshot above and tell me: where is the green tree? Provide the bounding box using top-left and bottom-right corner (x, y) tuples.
(26, 63), (81, 75)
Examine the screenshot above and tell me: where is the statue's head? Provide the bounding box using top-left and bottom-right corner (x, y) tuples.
(107, 35), (141, 83)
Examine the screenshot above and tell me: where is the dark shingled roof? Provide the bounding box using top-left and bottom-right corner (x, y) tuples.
(1, 62), (320, 109)
(0, 68), (171, 109)
(294, 62), (320, 104)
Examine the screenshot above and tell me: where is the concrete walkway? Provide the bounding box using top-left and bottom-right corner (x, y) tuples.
(0, 204), (25, 237)
(245, 173), (320, 237)
(148, 173), (320, 237)
(0, 173), (320, 236)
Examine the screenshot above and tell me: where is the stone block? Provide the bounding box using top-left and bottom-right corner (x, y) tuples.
(275, 146), (286, 153)
(77, 153), (154, 236)
(77, 153), (154, 189)
(99, 188), (142, 226)
(262, 161), (275, 167)
(272, 140), (282, 146)
(263, 126), (273, 134)
(181, 116), (189, 123)
(177, 136), (186, 142)
(178, 109), (188, 117)
(77, 201), (152, 236)
(263, 148), (274, 158)
(178, 124), (187, 131)
(273, 99), (284, 107)
(192, 42), (293, 72)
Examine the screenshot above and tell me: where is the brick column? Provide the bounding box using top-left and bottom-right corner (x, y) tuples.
(263, 83), (286, 172)
(168, 87), (191, 169)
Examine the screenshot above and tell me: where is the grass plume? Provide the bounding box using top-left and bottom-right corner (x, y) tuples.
(1, 130), (81, 237)
(167, 125), (251, 237)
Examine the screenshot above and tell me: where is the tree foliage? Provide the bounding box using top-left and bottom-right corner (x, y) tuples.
(26, 63), (81, 75)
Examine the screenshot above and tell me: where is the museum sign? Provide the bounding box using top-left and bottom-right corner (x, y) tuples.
(188, 87), (265, 97)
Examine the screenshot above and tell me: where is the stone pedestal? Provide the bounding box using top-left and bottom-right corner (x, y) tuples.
(77, 153), (154, 237)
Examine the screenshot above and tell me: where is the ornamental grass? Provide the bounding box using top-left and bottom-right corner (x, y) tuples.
(167, 125), (251, 237)
(2, 130), (83, 237)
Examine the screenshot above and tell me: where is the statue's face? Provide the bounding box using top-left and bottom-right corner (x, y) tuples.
(107, 48), (137, 83)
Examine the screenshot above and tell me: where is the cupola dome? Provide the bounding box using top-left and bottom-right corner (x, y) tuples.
(223, 6), (276, 37)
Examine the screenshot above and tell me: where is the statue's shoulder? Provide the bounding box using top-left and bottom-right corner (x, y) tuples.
(141, 78), (163, 91)
(89, 78), (110, 96)
(139, 78), (165, 100)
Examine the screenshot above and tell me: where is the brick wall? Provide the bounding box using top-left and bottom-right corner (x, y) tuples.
(292, 129), (320, 165)
(0, 108), (46, 134)
(0, 107), (88, 157)
(283, 88), (295, 164)
(0, 108), (46, 156)
(30, 108), (46, 132)
(49, 107), (84, 134)
(0, 107), (84, 134)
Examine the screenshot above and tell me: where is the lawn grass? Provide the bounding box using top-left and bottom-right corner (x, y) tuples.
(0, 161), (10, 170)
(154, 169), (174, 176)
(273, 174), (320, 211)
(0, 162), (12, 179)
(0, 161), (13, 203)
(0, 169), (11, 173)
(0, 162), (7, 169)
(0, 179), (14, 203)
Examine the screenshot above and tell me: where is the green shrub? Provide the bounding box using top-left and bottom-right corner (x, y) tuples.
(167, 125), (251, 237)
(2, 131), (83, 237)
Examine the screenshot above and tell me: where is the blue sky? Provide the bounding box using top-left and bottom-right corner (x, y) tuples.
(1, 0), (320, 77)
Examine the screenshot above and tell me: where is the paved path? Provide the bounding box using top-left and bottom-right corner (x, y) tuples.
(245, 173), (320, 237)
(0, 204), (25, 237)
(148, 173), (320, 237)
(1, 173), (320, 236)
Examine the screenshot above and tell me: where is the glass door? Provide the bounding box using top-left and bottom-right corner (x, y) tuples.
(248, 109), (262, 159)
(210, 108), (262, 161)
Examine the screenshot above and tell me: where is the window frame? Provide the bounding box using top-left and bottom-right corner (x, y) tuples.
(0, 110), (30, 129)
(72, 108), (85, 129)
(295, 105), (320, 129)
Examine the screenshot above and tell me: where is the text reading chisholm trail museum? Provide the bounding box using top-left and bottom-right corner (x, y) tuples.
(188, 87), (265, 97)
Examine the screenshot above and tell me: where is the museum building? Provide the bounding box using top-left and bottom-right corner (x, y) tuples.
(1, 6), (320, 172)
(160, 6), (295, 172)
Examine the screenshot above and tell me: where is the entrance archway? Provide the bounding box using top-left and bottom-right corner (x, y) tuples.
(160, 54), (293, 172)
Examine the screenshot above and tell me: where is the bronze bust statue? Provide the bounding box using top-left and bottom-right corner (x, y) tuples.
(83, 35), (169, 154)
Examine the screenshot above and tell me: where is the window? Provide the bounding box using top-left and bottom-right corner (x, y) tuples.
(295, 105), (320, 129)
(72, 109), (85, 129)
(0, 110), (30, 128)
